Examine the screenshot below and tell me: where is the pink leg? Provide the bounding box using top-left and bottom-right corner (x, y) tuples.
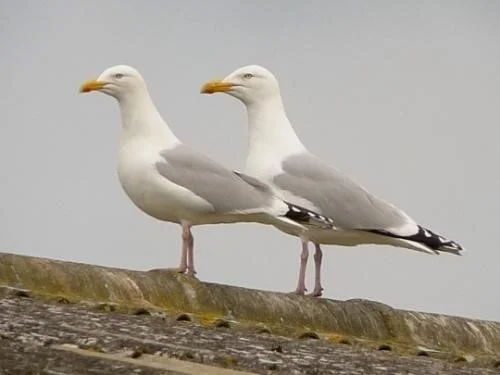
(164, 224), (188, 273)
(293, 240), (309, 295)
(308, 243), (324, 297)
(150, 223), (193, 274)
(184, 224), (197, 276)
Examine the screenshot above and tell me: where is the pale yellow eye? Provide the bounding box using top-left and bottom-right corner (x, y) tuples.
(243, 73), (254, 79)
(114, 73), (124, 79)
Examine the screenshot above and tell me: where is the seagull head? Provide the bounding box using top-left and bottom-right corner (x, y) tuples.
(79, 65), (147, 100)
(200, 65), (281, 104)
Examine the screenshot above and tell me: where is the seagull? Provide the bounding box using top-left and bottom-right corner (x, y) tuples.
(201, 64), (464, 296)
(79, 65), (335, 277)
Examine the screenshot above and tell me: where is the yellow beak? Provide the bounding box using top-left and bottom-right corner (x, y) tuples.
(200, 79), (234, 94)
(79, 79), (106, 93)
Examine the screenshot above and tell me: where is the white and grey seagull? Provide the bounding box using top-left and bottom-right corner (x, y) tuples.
(201, 65), (464, 296)
(79, 65), (335, 277)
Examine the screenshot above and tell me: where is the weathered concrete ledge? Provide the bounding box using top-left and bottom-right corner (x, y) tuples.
(0, 252), (498, 357)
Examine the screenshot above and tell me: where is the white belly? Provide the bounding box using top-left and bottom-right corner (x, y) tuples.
(271, 222), (369, 246)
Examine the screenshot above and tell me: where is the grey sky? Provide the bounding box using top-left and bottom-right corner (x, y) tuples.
(1, 1), (499, 321)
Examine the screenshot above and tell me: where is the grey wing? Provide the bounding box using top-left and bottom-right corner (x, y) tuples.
(233, 171), (274, 194)
(156, 145), (274, 213)
(274, 153), (410, 230)
(235, 171), (338, 229)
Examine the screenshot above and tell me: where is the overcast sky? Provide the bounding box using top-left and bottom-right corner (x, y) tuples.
(1, 1), (499, 321)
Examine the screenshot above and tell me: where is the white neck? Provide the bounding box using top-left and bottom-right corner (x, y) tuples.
(117, 88), (179, 147)
(244, 95), (306, 176)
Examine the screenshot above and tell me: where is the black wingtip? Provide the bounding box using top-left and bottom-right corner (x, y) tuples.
(283, 203), (335, 228)
(437, 242), (464, 256)
(443, 249), (463, 256)
(367, 226), (464, 255)
(284, 204), (310, 222)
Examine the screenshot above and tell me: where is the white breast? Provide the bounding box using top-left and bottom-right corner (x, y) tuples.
(117, 138), (214, 223)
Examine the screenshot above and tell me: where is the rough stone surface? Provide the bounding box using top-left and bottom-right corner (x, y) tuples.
(0, 297), (498, 375)
(0, 252), (499, 374)
(0, 252), (499, 358)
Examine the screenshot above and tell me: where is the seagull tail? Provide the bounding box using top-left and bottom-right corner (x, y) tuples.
(367, 226), (465, 256)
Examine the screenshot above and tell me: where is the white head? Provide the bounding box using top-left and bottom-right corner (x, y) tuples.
(79, 65), (148, 102)
(200, 65), (281, 105)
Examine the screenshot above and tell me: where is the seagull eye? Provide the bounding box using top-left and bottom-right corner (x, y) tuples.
(114, 73), (124, 79)
(242, 73), (254, 79)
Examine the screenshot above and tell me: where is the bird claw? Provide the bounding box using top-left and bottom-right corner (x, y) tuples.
(307, 288), (324, 297)
(148, 266), (188, 274)
(185, 268), (198, 277)
(289, 288), (307, 296)
(167, 266), (189, 274)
